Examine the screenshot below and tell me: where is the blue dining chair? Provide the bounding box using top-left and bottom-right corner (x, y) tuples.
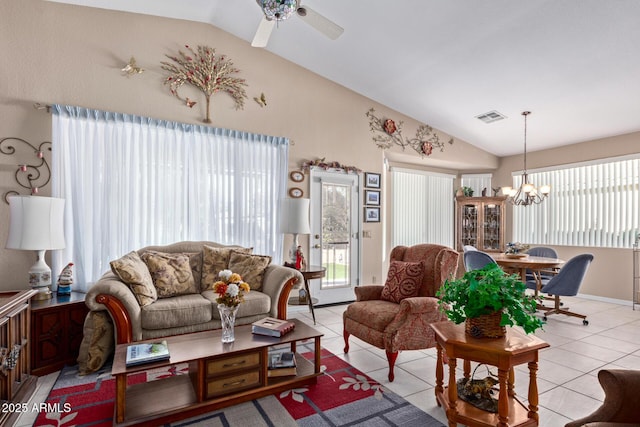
(463, 245), (478, 253)
(532, 253), (594, 325)
(463, 250), (496, 272)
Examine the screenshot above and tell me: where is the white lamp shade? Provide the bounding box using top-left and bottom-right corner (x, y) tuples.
(6, 196), (66, 250)
(280, 198), (311, 234)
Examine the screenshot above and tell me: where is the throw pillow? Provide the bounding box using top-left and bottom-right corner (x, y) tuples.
(110, 251), (157, 306)
(201, 245), (253, 292)
(141, 251), (197, 298)
(227, 251), (272, 291)
(77, 311), (114, 375)
(380, 260), (425, 303)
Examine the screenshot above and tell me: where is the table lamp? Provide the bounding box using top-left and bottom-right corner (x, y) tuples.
(280, 198), (311, 264)
(5, 195), (65, 300)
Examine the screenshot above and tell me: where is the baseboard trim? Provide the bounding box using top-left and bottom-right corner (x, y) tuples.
(576, 292), (632, 307)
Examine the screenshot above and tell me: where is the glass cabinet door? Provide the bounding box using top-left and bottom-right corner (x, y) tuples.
(482, 203), (501, 251)
(460, 203), (478, 248)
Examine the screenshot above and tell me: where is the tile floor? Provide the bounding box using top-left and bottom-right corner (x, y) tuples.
(289, 296), (640, 427)
(18, 296), (640, 426)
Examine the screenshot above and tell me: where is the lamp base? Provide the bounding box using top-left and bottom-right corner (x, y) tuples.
(29, 250), (53, 300)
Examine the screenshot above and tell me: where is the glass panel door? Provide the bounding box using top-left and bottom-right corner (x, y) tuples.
(309, 170), (360, 305)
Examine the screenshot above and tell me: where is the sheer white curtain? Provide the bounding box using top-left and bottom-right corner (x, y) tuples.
(391, 167), (455, 248)
(51, 105), (288, 291)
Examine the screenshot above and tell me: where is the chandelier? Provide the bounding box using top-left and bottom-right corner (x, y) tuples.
(261, 0), (298, 21)
(501, 111), (550, 206)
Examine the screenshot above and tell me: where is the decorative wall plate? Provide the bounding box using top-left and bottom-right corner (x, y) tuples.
(290, 171), (304, 182)
(289, 187), (303, 198)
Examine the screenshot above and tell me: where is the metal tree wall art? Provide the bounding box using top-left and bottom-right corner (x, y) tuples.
(366, 108), (453, 156)
(161, 45), (248, 123)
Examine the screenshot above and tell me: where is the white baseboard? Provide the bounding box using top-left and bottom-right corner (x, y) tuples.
(576, 292), (633, 307)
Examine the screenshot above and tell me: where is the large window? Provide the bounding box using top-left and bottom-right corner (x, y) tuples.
(391, 167), (455, 248)
(513, 155), (640, 248)
(51, 105), (289, 290)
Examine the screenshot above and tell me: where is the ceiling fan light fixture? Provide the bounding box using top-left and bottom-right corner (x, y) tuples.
(261, 0), (298, 22)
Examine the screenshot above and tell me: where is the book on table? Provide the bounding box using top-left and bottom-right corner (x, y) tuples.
(251, 317), (295, 337)
(125, 340), (170, 367)
(268, 350), (297, 377)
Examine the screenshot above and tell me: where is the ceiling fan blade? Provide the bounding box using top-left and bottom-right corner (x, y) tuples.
(297, 5), (344, 40)
(251, 17), (275, 47)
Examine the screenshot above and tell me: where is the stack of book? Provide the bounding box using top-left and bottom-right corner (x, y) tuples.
(251, 317), (295, 337)
(125, 340), (170, 367)
(268, 351), (297, 377)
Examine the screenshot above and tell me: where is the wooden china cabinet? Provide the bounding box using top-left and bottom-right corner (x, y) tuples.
(455, 196), (506, 253)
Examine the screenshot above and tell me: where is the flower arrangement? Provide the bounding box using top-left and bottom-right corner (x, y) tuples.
(505, 242), (530, 255)
(212, 270), (250, 307)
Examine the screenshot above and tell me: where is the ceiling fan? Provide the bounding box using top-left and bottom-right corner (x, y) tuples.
(251, 0), (344, 47)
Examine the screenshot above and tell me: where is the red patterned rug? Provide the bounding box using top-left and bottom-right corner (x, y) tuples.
(34, 348), (444, 426)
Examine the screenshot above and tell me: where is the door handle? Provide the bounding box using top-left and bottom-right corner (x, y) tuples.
(314, 244), (321, 249)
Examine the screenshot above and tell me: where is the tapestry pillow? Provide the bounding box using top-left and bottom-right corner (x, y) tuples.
(201, 245), (253, 292)
(77, 311), (114, 375)
(110, 251), (157, 306)
(141, 251), (197, 298)
(380, 260), (425, 303)
(227, 251), (272, 291)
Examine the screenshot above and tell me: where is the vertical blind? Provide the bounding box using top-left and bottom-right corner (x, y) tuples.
(513, 155), (640, 248)
(51, 105), (289, 290)
(391, 168), (455, 248)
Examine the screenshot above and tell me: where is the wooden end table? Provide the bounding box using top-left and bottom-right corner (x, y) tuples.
(288, 265), (325, 325)
(30, 291), (89, 376)
(430, 321), (549, 427)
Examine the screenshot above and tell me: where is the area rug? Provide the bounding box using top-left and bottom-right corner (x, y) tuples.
(34, 348), (444, 426)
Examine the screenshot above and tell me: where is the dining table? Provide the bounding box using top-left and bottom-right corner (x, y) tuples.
(491, 253), (565, 284)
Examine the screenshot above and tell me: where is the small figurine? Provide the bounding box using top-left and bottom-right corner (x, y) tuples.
(298, 287), (308, 304)
(295, 245), (306, 270)
(57, 262), (74, 296)
(481, 187), (487, 197)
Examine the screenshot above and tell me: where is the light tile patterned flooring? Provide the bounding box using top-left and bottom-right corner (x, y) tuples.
(19, 296), (640, 426)
(289, 297), (640, 427)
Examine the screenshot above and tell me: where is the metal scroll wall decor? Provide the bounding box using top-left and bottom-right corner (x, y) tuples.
(0, 137), (52, 204)
(366, 108), (453, 156)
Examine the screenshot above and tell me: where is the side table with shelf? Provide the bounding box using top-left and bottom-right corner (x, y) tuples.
(287, 265), (325, 325)
(430, 321), (549, 427)
(30, 291), (88, 376)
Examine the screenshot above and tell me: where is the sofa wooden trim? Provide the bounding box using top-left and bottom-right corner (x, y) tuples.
(96, 275), (298, 345)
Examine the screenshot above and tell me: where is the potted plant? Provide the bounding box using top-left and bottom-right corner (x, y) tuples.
(437, 263), (543, 337)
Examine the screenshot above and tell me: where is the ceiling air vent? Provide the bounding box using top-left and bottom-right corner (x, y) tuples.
(475, 110), (506, 124)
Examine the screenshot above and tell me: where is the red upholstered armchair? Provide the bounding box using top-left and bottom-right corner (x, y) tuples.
(343, 244), (459, 382)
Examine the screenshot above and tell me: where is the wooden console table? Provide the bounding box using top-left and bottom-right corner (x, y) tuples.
(111, 318), (323, 426)
(430, 321), (549, 427)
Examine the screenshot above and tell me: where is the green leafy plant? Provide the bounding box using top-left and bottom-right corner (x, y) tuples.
(462, 186), (474, 197)
(437, 263), (544, 334)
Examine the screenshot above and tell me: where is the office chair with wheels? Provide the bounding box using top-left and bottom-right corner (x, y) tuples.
(534, 253), (594, 325)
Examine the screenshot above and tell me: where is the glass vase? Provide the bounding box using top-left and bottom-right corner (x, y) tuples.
(218, 304), (239, 343)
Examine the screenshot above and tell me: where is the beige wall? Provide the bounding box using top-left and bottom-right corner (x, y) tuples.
(0, 0), (495, 291)
(494, 132), (640, 301)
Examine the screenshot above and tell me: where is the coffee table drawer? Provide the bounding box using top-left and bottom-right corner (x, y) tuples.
(206, 370), (261, 398)
(206, 351), (260, 376)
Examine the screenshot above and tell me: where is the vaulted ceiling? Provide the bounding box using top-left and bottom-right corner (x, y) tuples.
(49, 0), (640, 156)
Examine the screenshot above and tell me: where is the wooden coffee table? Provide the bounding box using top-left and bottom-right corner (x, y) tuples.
(111, 318), (323, 426)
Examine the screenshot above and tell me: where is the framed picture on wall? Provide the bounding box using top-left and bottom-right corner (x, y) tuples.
(364, 207), (380, 223)
(364, 172), (380, 188)
(365, 190), (380, 206)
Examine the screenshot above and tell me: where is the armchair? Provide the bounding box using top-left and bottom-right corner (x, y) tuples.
(342, 244), (459, 382)
(565, 369), (640, 427)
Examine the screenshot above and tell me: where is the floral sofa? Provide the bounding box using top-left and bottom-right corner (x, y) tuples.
(78, 241), (303, 373)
